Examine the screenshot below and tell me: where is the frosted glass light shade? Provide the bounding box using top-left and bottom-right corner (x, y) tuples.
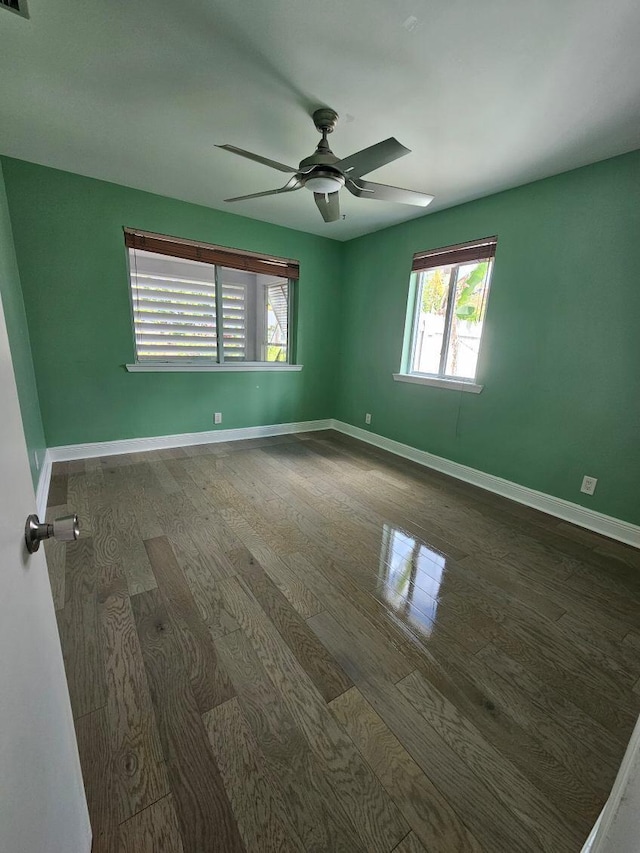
(304, 175), (342, 193)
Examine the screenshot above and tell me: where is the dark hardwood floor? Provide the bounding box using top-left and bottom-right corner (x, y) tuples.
(46, 430), (640, 852)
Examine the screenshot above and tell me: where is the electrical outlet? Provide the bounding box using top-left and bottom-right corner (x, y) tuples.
(581, 475), (597, 495)
(214, 412), (222, 425)
(365, 413), (372, 425)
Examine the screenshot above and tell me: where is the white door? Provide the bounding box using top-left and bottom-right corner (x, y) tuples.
(0, 296), (90, 850)
(583, 715), (640, 852)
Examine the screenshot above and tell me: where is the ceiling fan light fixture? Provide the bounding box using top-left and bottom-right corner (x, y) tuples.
(304, 172), (344, 194)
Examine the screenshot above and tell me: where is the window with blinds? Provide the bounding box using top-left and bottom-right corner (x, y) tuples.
(403, 236), (497, 383)
(125, 230), (296, 366)
(130, 250), (219, 361)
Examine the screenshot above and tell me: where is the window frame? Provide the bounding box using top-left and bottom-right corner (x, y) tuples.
(397, 236), (497, 392)
(123, 229), (301, 373)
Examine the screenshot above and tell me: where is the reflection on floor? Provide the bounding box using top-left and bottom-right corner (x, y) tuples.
(45, 430), (640, 853)
(379, 523), (445, 633)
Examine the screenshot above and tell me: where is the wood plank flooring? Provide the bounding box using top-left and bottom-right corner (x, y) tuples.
(47, 431), (640, 852)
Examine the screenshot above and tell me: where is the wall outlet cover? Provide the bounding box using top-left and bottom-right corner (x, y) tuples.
(214, 412), (222, 425)
(365, 413), (372, 425)
(581, 475), (597, 495)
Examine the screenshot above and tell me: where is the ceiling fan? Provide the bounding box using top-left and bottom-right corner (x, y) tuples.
(217, 108), (434, 223)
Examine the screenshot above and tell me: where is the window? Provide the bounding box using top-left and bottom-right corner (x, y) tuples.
(398, 236), (497, 391)
(124, 230), (298, 370)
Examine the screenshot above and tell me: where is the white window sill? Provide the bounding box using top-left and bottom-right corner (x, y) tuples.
(393, 373), (483, 393)
(126, 363), (303, 373)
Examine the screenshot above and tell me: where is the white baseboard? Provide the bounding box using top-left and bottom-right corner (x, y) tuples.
(35, 449), (52, 520)
(331, 420), (640, 549)
(42, 416), (639, 549)
(47, 419), (333, 462)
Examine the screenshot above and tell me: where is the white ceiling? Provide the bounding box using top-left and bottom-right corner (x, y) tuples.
(1, 0), (639, 241)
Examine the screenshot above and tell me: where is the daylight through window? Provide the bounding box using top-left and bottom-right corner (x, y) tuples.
(125, 231), (296, 365)
(405, 237), (497, 382)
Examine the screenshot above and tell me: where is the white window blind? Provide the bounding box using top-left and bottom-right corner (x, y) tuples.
(130, 249), (218, 362)
(220, 278), (247, 362)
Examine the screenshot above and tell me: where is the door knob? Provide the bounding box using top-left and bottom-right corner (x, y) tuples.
(25, 513), (79, 554)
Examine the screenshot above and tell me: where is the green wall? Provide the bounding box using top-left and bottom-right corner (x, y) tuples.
(1, 158), (343, 447)
(3, 150), (639, 526)
(337, 150), (640, 526)
(0, 162), (45, 488)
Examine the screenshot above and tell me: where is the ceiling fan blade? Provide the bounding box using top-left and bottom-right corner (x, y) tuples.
(335, 138), (410, 179)
(225, 176), (302, 203)
(314, 191), (341, 223)
(347, 178), (434, 208)
(216, 144), (297, 174)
